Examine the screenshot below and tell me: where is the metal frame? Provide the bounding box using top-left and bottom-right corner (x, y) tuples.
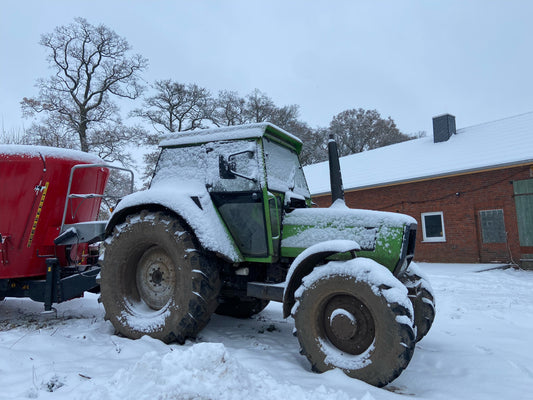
(59, 164), (134, 234)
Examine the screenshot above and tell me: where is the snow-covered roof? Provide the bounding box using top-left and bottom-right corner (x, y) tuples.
(158, 123), (303, 152)
(0, 144), (104, 164)
(304, 112), (533, 196)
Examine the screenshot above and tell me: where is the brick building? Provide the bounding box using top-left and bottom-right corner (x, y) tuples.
(304, 112), (533, 267)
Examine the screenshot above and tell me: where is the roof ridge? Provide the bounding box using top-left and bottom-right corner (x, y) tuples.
(458, 110), (533, 132)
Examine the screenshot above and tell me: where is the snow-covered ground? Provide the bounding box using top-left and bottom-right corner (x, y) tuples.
(1, 263), (532, 400)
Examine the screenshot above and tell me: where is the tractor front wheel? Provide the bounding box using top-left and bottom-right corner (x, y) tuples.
(398, 262), (436, 342)
(293, 259), (415, 387)
(100, 211), (220, 344)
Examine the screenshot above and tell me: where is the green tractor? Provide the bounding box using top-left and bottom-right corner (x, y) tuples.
(98, 123), (435, 387)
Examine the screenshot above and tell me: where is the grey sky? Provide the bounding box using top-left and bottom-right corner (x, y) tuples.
(1, 0), (532, 138)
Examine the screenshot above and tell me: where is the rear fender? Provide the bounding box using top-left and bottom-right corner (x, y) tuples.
(282, 240), (360, 318)
(106, 186), (242, 263)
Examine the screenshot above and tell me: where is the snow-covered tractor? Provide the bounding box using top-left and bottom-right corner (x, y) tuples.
(98, 123), (435, 387)
(0, 145), (131, 311)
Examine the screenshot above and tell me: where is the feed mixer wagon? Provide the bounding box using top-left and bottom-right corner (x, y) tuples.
(0, 145), (131, 312)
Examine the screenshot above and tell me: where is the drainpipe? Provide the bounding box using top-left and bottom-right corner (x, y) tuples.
(328, 134), (345, 204)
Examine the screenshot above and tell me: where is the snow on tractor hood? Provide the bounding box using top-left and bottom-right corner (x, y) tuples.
(281, 201), (416, 250)
(285, 202), (416, 227)
(110, 180), (242, 262)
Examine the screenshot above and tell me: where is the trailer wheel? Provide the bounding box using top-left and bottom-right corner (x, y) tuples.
(293, 259), (415, 387)
(100, 211), (220, 344)
(215, 296), (270, 318)
(398, 262), (436, 342)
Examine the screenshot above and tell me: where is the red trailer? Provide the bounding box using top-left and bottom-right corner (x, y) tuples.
(0, 145), (131, 311)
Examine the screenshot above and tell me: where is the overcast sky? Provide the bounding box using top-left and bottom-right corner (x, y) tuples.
(1, 0), (532, 139)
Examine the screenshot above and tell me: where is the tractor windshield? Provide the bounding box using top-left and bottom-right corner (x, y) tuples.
(263, 138), (310, 199)
(153, 141), (261, 192)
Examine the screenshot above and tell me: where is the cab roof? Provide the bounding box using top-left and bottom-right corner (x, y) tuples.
(158, 123), (303, 154)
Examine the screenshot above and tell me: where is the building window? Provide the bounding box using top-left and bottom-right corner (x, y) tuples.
(421, 212), (446, 242)
(479, 209), (506, 243)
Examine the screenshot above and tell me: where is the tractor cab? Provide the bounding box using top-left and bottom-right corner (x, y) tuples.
(154, 123), (310, 263)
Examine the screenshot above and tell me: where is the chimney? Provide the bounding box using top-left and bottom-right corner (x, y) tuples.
(432, 114), (456, 143)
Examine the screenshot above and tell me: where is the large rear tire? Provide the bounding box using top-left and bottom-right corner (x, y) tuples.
(100, 211), (220, 344)
(293, 259), (415, 387)
(398, 262), (436, 342)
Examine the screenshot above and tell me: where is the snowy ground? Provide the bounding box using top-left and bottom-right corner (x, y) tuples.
(1, 263), (532, 400)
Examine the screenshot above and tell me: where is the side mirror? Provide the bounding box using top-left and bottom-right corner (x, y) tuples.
(219, 155), (236, 179)
(286, 196), (307, 210)
(219, 150), (257, 182)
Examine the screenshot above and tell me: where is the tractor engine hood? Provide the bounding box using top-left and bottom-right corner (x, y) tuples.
(280, 202), (416, 260)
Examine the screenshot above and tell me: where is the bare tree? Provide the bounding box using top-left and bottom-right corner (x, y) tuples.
(23, 120), (79, 149)
(244, 89), (277, 123)
(213, 89), (322, 164)
(0, 126), (32, 145)
(329, 108), (411, 157)
(132, 80), (214, 133)
(132, 80), (215, 183)
(21, 18), (148, 160)
(298, 127), (329, 166)
(214, 89), (301, 129)
(212, 90), (247, 126)
(90, 121), (147, 166)
(411, 130), (427, 139)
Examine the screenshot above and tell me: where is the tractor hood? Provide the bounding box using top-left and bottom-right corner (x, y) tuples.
(281, 201), (416, 262)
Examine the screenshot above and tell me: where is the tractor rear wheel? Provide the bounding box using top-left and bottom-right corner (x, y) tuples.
(293, 259), (415, 387)
(215, 296), (270, 318)
(398, 262), (436, 342)
(100, 211), (220, 344)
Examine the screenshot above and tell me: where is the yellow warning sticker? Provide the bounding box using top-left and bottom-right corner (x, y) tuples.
(27, 182), (49, 248)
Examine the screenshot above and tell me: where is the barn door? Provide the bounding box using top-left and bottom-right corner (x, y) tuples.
(513, 178), (533, 246)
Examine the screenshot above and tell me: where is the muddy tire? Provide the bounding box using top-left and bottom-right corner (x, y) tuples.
(293, 259), (415, 387)
(215, 296), (270, 318)
(100, 211), (221, 344)
(398, 262), (436, 342)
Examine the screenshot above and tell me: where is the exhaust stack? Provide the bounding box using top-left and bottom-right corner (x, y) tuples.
(328, 134), (345, 204)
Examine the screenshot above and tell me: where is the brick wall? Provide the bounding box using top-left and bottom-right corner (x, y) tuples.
(311, 165), (532, 264)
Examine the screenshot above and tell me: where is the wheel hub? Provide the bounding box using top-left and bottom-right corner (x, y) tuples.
(323, 294), (375, 355)
(150, 268), (163, 286)
(136, 247), (176, 310)
(330, 309), (357, 340)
